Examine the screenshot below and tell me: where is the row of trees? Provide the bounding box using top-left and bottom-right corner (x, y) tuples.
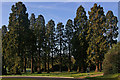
(1, 2), (118, 74)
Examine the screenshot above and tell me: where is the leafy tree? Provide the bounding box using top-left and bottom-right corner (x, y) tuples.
(56, 22), (64, 72)
(87, 3), (106, 72)
(64, 19), (74, 72)
(103, 42), (120, 75)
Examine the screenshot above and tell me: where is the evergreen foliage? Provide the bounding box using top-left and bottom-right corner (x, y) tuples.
(73, 5), (88, 72)
(106, 11), (118, 47)
(46, 19), (55, 72)
(1, 2), (119, 75)
(87, 3), (107, 72)
(56, 22), (64, 72)
(4, 2), (29, 74)
(65, 19), (74, 72)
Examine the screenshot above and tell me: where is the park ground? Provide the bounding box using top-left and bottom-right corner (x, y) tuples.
(1, 70), (120, 80)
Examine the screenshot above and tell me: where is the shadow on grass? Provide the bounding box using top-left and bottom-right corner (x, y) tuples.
(85, 77), (120, 80)
(1, 78), (37, 80)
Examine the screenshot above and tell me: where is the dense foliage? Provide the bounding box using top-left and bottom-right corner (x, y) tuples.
(1, 2), (119, 74)
(103, 42), (120, 75)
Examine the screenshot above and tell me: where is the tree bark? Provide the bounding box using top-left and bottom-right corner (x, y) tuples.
(95, 64), (98, 72)
(59, 53), (62, 72)
(2, 66), (7, 75)
(37, 48), (41, 73)
(47, 53), (50, 73)
(51, 51), (54, 72)
(44, 53), (47, 72)
(59, 38), (62, 72)
(99, 62), (102, 72)
(23, 54), (26, 73)
(68, 67), (71, 72)
(31, 54), (34, 73)
(80, 64), (84, 73)
(77, 65), (80, 72)
(68, 43), (71, 72)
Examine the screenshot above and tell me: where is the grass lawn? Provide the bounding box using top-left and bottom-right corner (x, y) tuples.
(2, 69), (120, 80)
(2, 71), (103, 78)
(1, 78), (37, 80)
(1, 72), (120, 80)
(85, 73), (120, 80)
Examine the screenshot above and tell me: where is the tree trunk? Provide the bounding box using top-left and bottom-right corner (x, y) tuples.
(44, 53), (47, 72)
(23, 55), (26, 73)
(2, 66), (7, 75)
(68, 67), (71, 72)
(77, 65), (80, 72)
(37, 48), (41, 73)
(51, 51), (54, 72)
(80, 64), (84, 73)
(59, 53), (62, 72)
(99, 62), (102, 72)
(95, 64), (98, 72)
(60, 39), (62, 72)
(47, 53), (50, 73)
(34, 62), (37, 72)
(31, 54), (34, 73)
(68, 43), (71, 72)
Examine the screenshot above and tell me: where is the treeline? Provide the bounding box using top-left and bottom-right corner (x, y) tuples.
(1, 2), (118, 74)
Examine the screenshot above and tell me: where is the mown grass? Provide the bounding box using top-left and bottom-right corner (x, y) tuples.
(1, 72), (120, 80)
(85, 73), (120, 80)
(1, 78), (37, 80)
(2, 71), (103, 78)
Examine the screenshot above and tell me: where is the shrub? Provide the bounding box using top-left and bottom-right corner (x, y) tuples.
(103, 42), (120, 75)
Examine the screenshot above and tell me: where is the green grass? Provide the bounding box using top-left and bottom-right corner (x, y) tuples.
(1, 71), (103, 80)
(3, 68), (103, 77)
(1, 72), (120, 80)
(1, 78), (37, 80)
(102, 73), (120, 78)
(2, 71), (103, 78)
(85, 73), (120, 80)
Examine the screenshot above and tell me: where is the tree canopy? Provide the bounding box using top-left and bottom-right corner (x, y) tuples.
(1, 2), (119, 74)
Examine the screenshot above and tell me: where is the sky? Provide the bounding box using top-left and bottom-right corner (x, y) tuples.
(1, 2), (120, 41)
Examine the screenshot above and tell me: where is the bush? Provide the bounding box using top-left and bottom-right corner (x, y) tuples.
(103, 42), (120, 75)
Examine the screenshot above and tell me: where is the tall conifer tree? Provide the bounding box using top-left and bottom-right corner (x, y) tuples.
(29, 13), (36, 73)
(106, 11), (118, 47)
(65, 19), (74, 72)
(7, 2), (29, 74)
(34, 15), (45, 73)
(87, 3), (106, 72)
(56, 22), (64, 72)
(73, 5), (88, 72)
(46, 19), (55, 73)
